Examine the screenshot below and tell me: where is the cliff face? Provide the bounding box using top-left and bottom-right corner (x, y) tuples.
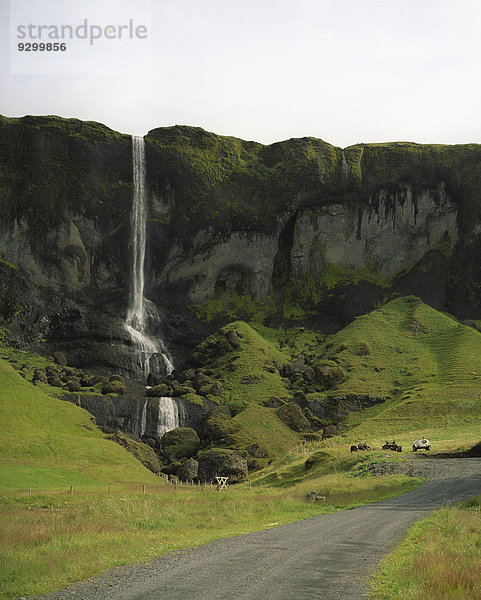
(1, 114), (481, 371)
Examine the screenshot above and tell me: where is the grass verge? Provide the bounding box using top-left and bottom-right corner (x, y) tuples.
(369, 494), (481, 600)
(0, 473), (419, 600)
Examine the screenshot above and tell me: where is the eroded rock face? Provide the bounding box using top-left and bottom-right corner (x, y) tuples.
(290, 183), (458, 281)
(1, 115), (481, 372)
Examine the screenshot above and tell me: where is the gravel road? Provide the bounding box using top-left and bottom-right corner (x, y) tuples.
(29, 457), (481, 600)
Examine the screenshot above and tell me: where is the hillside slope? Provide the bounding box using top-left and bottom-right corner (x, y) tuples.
(0, 356), (161, 490)
(315, 296), (481, 448)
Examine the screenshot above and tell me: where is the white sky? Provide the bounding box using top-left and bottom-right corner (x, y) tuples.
(1, 0), (481, 147)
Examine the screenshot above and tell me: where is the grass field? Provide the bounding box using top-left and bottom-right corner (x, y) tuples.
(0, 473), (418, 600)
(370, 495), (481, 600)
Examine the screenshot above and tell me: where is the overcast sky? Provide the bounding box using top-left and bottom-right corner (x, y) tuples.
(1, 0), (481, 147)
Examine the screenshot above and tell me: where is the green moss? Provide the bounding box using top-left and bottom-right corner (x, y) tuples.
(161, 428), (201, 460)
(195, 290), (276, 323)
(181, 392), (204, 407)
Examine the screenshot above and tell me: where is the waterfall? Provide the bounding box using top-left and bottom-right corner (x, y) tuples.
(157, 397), (179, 438)
(125, 136), (173, 381)
(140, 398), (147, 437)
(341, 150), (349, 179)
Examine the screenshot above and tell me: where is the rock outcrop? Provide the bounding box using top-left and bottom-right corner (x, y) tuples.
(2, 115), (481, 373)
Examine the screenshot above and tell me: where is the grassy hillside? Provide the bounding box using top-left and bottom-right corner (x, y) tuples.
(0, 356), (160, 491)
(314, 296), (481, 450)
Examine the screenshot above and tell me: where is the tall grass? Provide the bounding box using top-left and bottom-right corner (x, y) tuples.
(370, 495), (481, 600)
(0, 473), (417, 600)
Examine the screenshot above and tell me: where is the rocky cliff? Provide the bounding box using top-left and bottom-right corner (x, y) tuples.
(1, 114), (481, 373)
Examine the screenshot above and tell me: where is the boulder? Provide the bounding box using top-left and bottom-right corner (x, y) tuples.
(32, 369), (47, 384)
(204, 410), (237, 445)
(147, 383), (172, 397)
(283, 356), (307, 377)
(161, 427), (201, 461)
(108, 432), (162, 474)
(101, 380), (126, 395)
(198, 448), (248, 483)
(177, 458), (199, 481)
(276, 402), (311, 432)
(227, 330), (241, 349)
(314, 361), (345, 390)
(47, 375), (63, 387)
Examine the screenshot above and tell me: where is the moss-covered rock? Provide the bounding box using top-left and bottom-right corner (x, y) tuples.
(197, 448), (248, 483)
(101, 380), (126, 395)
(108, 432), (162, 474)
(204, 410), (238, 445)
(177, 458), (199, 481)
(314, 361), (345, 390)
(276, 402), (311, 432)
(161, 427), (201, 461)
(147, 383), (173, 397)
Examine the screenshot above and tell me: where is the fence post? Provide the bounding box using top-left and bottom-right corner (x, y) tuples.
(108, 486), (110, 495)
(142, 484), (145, 494)
(70, 485), (73, 496)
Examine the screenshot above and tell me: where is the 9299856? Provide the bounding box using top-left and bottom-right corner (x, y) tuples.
(18, 43), (67, 51)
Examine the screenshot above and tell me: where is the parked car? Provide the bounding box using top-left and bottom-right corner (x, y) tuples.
(412, 438), (430, 451)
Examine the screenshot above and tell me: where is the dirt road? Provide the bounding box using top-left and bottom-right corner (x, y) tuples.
(30, 458), (481, 600)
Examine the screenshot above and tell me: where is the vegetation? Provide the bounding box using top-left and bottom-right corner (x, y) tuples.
(0, 473), (418, 600)
(370, 495), (481, 600)
(0, 356), (160, 491)
(3, 295), (481, 598)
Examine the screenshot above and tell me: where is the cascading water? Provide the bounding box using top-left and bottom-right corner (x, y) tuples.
(341, 149), (349, 179)
(157, 397), (180, 438)
(140, 398), (147, 437)
(125, 136), (174, 382)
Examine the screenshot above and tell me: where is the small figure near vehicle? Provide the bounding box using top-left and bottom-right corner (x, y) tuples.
(382, 440), (403, 452)
(350, 442), (372, 452)
(412, 437), (430, 451)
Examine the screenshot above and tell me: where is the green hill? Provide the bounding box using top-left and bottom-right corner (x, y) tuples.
(0, 357), (161, 491)
(313, 296), (481, 449)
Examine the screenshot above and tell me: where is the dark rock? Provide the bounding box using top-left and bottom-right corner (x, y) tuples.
(163, 462), (182, 476)
(262, 396), (284, 408)
(161, 427), (201, 461)
(66, 380), (82, 392)
(198, 448), (248, 483)
(33, 369), (47, 383)
(108, 432), (162, 474)
(283, 356), (307, 377)
(314, 361), (345, 390)
(197, 381), (223, 396)
(146, 383), (172, 397)
(246, 443), (269, 458)
(227, 330), (241, 349)
(109, 374), (125, 383)
(177, 458), (199, 481)
(276, 402), (311, 432)
(101, 380), (126, 395)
